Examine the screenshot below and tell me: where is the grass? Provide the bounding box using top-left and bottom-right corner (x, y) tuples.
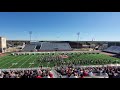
(0, 52), (120, 69)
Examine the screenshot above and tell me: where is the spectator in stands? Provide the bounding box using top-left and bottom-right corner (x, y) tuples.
(0, 74), (3, 78)
(0, 68), (53, 78)
(2, 65), (120, 78)
(83, 70), (89, 76)
(80, 74), (84, 78)
(49, 71), (53, 78)
(36, 75), (42, 78)
(88, 70), (94, 77)
(56, 66), (120, 78)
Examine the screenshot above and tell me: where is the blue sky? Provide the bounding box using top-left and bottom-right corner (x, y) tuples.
(0, 12), (120, 41)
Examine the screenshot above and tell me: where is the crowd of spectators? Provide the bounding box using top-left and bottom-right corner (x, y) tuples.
(55, 65), (120, 78)
(0, 67), (53, 78)
(1, 65), (120, 78)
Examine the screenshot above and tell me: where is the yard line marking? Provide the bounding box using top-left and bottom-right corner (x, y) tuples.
(12, 55), (37, 68)
(0, 55), (9, 60)
(0, 57), (10, 65)
(0, 56), (19, 66)
(18, 55), (35, 68)
(21, 55), (36, 68)
(12, 55), (31, 66)
(0, 55), (22, 68)
(26, 55), (38, 68)
(0, 55), (12, 62)
(9, 55), (29, 68)
(19, 55), (34, 68)
(28, 55), (39, 68)
(0, 56), (22, 68)
(10, 55), (32, 68)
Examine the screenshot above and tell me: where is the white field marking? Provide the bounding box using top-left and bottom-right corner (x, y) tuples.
(12, 63), (18, 65)
(28, 63), (34, 68)
(0, 55), (14, 62)
(19, 55), (35, 68)
(28, 55), (39, 68)
(0, 55), (9, 60)
(10, 55), (30, 68)
(0, 55), (22, 68)
(0, 55), (14, 61)
(19, 55), (36, 68)
(9, 55), (29, 68)
(0, 55), (20, 66)
(0, 56), (22, 68)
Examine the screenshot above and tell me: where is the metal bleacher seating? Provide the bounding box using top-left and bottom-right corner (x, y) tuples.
(103, 46), (120, 54)
(21, 42), (72, 52)
(40, 42), (72, 51)
(22, 44), (36, 52)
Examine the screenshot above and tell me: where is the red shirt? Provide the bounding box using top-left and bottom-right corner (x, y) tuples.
(83, 71), (88, 76)
(36, 76), (42, 78)
(49, 73), (53, 78)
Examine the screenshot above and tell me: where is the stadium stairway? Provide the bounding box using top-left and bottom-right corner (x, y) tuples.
(51, 69), (60, 78)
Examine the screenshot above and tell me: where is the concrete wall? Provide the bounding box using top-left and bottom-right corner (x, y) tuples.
(0, 37), (6, 53)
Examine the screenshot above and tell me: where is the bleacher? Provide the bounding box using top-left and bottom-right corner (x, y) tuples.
(22, 44), (36, 52)
(103, 46), (120, 54)
(40, 42), (72, 51)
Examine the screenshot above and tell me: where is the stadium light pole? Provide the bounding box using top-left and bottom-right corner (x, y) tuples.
(92, 38), (94, 44)
(29, 31), (32, 42)
(77, 32), (80, 49)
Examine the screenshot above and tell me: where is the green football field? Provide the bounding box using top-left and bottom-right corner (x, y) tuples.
(0, 52), (120, 69)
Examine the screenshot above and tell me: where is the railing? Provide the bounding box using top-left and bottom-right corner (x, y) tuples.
(1, 64), (120, 71)
(0, 67), (52, 71)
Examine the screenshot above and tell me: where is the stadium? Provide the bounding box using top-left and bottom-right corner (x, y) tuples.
(1, 12), (120, 78)
(0, 36), (120, 78)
